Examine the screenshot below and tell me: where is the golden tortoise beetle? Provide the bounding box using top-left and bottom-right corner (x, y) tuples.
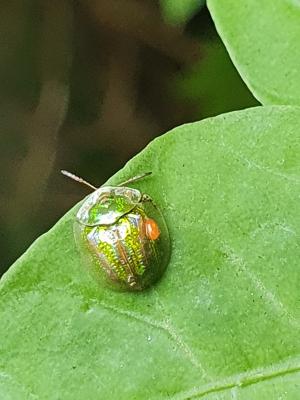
(62, 170), (170, 291)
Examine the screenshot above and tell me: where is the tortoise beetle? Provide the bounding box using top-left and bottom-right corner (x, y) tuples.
(62, 170), (170, 291)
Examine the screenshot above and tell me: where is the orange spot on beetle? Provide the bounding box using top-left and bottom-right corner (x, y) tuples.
(144, 218), (160, 241)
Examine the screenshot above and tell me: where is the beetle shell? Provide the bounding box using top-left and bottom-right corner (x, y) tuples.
(74, 186), (170, 291)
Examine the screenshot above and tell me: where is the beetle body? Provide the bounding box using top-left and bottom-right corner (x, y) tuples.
(74, 185), (170, 291)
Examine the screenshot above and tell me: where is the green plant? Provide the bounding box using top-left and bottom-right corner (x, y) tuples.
(1, 3), (300, 399)
(160, 0), (205, 25)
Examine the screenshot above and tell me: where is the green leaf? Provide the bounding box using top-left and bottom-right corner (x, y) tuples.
(207, 0), (300, 106)
(175, 38), (259, 118)
(160, 0), (205, 25)
(1, 106), (300, 399)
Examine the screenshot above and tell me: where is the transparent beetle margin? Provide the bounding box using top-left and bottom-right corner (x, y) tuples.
(62, 170), (170, 291)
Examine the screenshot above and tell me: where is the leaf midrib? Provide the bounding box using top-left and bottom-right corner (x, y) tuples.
(172, 356), (300, 399)
(91, 297), (299, 400)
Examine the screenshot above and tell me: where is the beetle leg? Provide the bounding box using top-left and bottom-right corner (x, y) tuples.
(141, 194), (160, 211)
(141, 194), (152, 202)
(127, 275), (137, 287)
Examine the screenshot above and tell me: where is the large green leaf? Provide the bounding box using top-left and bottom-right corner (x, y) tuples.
(160, 0), (205, 25)
(1, 106), (300, 399)
(207, 0), (300, 106)
(175, 38), (259, 118)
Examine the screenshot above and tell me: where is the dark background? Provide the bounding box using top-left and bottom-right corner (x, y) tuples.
(0, 1), (258, 275)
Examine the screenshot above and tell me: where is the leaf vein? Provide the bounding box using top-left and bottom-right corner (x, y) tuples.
(204, 226), (300, 330)
(154, 290), (209, 377)
(220, 142), (300, 185)
(222, 243), (300, 330)
(169, 356), (300, 399)
(97, 300), (207, 375)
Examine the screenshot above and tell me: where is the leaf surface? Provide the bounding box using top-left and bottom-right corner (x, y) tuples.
(175, 39), (259, 118)
(160, 0), (205, 25)
(1, 106), (300, 399)
(207, 0), (300, 105)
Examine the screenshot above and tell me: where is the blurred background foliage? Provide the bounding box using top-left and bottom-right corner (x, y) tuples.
(0, 0), (258, 275)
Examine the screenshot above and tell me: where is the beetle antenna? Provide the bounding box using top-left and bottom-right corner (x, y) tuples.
(117, 172), (152, 187)
(61, 170), (97, 191)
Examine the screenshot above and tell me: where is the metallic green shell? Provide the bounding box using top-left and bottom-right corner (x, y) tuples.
(74, 186), (170, 291)
(76, 186), (141, 226)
